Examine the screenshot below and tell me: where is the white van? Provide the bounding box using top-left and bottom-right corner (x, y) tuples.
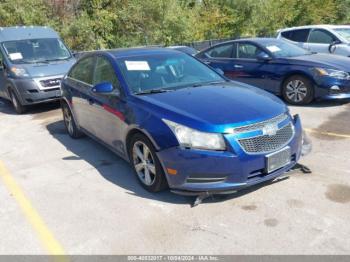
(0, 26), (75, 113)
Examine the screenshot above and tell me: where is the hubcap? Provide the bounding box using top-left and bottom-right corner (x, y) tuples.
(132, 141), (156, 186)
(285, 80), (307, 103)
(63, 106), (74, 135)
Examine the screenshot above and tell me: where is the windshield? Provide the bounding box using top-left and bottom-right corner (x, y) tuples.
(117, 53), (225, 94)
(3, 38), (71, 64)
(334, 28), (350, 41)
(261, 41), (311, 58)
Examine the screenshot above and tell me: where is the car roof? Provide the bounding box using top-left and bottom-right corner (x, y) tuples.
(236, 37), (281, 43)
(88, 47), (182, 59)
(167, 45), (196, 50)
(0, 26), (59, 42)
(278, 24), (350, 32)
(196, 38), (286, 55)
(167, 45), (187, 49)
(204, 37), (281, 47)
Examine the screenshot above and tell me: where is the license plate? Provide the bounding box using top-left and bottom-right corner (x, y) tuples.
(266, 147), (291, 173)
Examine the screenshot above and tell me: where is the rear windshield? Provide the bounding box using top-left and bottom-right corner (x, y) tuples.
(2, 38), (71, 64)
(281, 29), (310, 42)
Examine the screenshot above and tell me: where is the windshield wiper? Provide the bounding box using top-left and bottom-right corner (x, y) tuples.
(30, 58), (71, 64)
(26, 60), (51, 64)
(11, 60), (28, 64)
(10, 59), (45, 64)
(135, 88), (174, 95)
(191, 80), (227, 87)
(47, 57), (71, 61)
(167, 80), (227, 90)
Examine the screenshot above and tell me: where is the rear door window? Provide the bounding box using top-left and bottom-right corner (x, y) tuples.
(206, 44), (234, 58)
(237, 43), (268, 59)
(69, 56), (95, 85)
(308, 29), (337, 44)
(281, 29), (310, 42)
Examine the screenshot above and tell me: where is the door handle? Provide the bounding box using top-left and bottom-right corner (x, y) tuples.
(233, 64), (243, 68)
(204, 61), (211, 65)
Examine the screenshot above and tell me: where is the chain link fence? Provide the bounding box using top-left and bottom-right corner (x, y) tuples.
(74, 36), (260, 58)
(179, 34), (275, 51)
(180, 37), (237, 51)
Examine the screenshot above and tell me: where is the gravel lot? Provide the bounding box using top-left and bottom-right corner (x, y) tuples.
(0, 97), (349, 255)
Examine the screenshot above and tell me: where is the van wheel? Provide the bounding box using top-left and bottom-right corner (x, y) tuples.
(129, 133), (168, 192)
(9, 89), (26, 114)
(62, 102), (84, 138)
(282, 75), (314, 105)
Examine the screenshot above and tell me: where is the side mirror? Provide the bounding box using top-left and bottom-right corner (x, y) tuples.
(214, 68), (224, 75)
(256, 52), (272, 62)
(329, 40), (341, 53)
(92, 82), (119, 96)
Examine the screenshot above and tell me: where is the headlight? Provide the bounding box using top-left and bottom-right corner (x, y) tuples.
(314, 68), (350, 80)
(163, 119), (226, 150)
(10, 67), (29, 77)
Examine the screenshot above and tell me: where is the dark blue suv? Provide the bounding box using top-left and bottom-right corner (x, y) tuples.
(196, 38), (350, 105)
(61, 48), (308, 195)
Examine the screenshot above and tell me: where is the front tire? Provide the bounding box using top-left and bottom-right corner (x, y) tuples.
(282, 75), (314, 105)
(62, 101), (84, 138)
(129, 133), (168, 192)
(9, 89), (26, 114)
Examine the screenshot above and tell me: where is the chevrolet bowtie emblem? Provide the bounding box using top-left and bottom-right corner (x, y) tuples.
(263, 123), (278, 136)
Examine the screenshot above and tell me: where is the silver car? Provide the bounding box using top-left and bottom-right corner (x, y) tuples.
(277, 24), (350, 57)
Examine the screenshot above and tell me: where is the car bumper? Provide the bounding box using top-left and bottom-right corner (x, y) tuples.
(157, 115), (303, 193)
(320, 93), (350, 100)
(315, 78), (350, 100)
(9, 78), (62, 105)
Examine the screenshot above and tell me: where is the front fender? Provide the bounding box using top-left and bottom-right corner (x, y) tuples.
(124, 103), (179, 152)
(138, 113), (178, 150)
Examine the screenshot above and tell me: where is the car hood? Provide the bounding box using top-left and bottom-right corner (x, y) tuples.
(134, 82), (287, 133)
(19, 59), (76, 78)
(287, 53), (350, 71)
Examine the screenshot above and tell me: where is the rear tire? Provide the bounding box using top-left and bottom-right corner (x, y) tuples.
(9, 89), (26, 114)
(128, 133), (168, 192)
(282, 75), (314, 105)
(61, 101), (84, 138)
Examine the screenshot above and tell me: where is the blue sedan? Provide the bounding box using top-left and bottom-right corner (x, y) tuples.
(196, 38), (350, 105)
(61, 48), (307, 194)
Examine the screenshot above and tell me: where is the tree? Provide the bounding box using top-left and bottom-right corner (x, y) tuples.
(0, 0), (349, 50)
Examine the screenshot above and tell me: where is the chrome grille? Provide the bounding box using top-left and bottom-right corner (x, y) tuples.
(40, 78), (61, 88)
(34, 75), (63, 90)
(233, 113), (288, 134)
(238, 123), (294, 154)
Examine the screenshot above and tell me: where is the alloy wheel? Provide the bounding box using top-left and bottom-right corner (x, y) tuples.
(63, 106), (74, 136)
(132, 141), (156, 186)
(285, 79), (307, 103)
